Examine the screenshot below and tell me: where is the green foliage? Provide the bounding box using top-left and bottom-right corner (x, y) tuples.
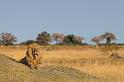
(62, 34), (84, 45)
(20, 40), (36, 45)
(63, 35), (73, 45)
(36, 31), (51, 45)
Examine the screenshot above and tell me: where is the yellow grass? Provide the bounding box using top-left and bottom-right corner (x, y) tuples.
(0, 45), (124, 82)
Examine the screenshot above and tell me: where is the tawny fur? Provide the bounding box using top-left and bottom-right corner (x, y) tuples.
(20, 43), (42, 69)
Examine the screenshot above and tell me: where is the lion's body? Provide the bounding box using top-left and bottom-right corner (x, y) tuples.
(20, 43), (42, 69)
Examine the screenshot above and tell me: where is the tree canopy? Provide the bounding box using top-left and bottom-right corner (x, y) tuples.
(36, 31), (51, 45)
(0, 33), (17, 45)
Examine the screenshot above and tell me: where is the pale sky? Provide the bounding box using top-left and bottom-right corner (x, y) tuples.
(0, 0), (124, 43)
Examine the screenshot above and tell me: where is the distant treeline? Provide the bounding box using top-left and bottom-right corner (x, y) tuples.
(0, 31), (122, 46)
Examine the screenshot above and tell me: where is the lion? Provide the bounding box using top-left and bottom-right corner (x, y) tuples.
(20, 43), (42, 69)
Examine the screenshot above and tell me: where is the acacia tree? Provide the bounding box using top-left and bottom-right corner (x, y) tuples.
(91, 36), (102, 46)
(51, 33), (65, 44)
(91, 32), (117, 46)
(103, 32), (116, 44)
(0, 33), (17, 45)
(36, 31), (51, 45)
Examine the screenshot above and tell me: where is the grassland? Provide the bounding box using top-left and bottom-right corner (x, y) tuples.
(0, 45), (124, 82)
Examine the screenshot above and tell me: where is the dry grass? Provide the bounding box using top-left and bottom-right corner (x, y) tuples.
(0, 45), (124, 82)
(0, 55), (102, 82)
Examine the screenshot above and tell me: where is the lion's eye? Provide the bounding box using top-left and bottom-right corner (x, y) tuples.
(32, 48), (35, 51)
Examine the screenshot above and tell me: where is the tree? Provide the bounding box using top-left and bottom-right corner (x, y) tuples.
(103, 32), (116, 44)
(73, 35), (84, 45)
(63, 34), (84, 45)
(63, 34), (74, 45)
(91, 32), (117, 46)
(91, 36), (104, 46)
(51, 33), (65, 44)
(73, 36), (84, 42)
(20, 40), (36, 45)
(36, 31), (51, 45)
(0, 33), (17, 45)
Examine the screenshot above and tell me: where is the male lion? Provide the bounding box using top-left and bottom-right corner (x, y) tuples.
(20, 43), (42, 69)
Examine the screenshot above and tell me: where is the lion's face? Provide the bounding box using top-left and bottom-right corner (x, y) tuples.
(31, 48), (39, 59)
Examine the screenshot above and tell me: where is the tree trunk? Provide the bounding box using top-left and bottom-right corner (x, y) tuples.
(106, 38), (111, 45)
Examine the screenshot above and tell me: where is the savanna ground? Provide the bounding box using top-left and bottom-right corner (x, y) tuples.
(0, 45), (124, 82)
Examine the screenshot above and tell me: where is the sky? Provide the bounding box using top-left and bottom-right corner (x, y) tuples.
(0, 0), (124, 44)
